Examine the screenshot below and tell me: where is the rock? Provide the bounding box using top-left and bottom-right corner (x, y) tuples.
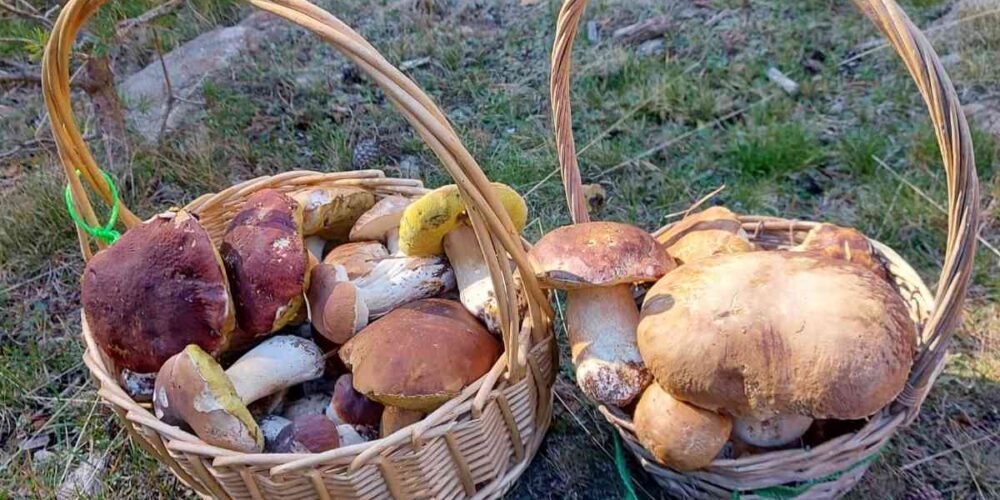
(637, 39), (665, 57)
(57, 452), (107, 499)
(17, 434), (49, 452)
(586, 21), (599, 44)
(120, 13), (290, 144)
(965, 98), (1000, 140)
(33, 449), (56, 464)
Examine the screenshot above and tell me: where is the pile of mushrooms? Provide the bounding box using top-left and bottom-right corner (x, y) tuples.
(81, 182), (525, 452)
(532, 206), (916, 470)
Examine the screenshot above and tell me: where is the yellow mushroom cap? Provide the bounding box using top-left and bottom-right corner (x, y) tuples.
(398, 183), (527, 256)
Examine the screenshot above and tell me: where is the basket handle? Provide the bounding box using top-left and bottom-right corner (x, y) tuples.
(43, 0), (552, 380)
(550, 0), (979, 412)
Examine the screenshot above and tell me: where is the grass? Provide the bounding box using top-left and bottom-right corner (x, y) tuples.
(2, 0), (999, 498)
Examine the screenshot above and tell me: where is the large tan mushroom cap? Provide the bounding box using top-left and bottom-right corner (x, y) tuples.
(529, 222), (674, 289)
(340, 299), (501, 412)
(291, 187), (375, 241)
(82, 210), (235, 374)
(656, 206), (753, 265)
(634, 383), (732, 471)
(794, 223), (888, 280)
(222, 190), (309, 338)
(638, 251), (916, 420)
(323, 241), (388, 279)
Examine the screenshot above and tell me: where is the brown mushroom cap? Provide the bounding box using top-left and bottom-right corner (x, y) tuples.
(349, 196), (412, 242)
(286, 414), (341, 453)
(634, 383), (732, 471)
(794, 223), (888, 279)
(340, 299), (501, 411)
(82, 210), (235, 374)
(153, 345), (262, 452)
(328, 374), (383, 428)
(222, 189), (309, 338)
(656, 206), (753, 265)
(291, 187), (375, 241)
(529, 222), (674, 289)
(638, 251), (916, 420)
(322, 241), (388, 279)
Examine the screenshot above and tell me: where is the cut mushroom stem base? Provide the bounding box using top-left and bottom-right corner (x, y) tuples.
(733, 414), (814, 448)
(443, 224), (502, 334)
(226, 336), (325, 405)
(566, 284), (650, 407)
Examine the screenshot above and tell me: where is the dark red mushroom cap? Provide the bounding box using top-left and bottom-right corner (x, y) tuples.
(81, 210), (235, 374)
(222, 189), (309, 338)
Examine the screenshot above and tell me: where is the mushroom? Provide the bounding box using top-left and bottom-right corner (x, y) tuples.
(281, 393), (332, 421)
(656, 206), (752, 265)
(279, 414), (341, 453)
(380, 408), (425, 438)
(153, 335), (325, 452)
(291, 186), (375, 242)
(337, 423), (367, 446)
(326, 374), (383, 429)
(81, 210), (235, 375)
(793, 223), (888, 280)
(221, 190), (310, 340)
(638, 251), (916, 427)
(323, 241), (389, 279)
(397, 183), (528, 333)
(732, 415), (814, 448)
(352, 255), (456, 318)
(349, 195), (412, 254)
(304, 235), (328, 262)
(340, 299), (501, 431)
(120, 370), (157, 402)
(634, 383), (732, 471)
(259, 415), (292, 453)
(307, 264), (368, 344)
(529, 222), (674, 406)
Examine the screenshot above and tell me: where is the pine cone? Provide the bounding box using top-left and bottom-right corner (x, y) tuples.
(351, 138), (380, 170)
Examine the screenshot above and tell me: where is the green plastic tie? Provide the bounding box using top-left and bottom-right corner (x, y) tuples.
(64, 169), (121, 245)
(614, 432), (639, 500)
(729, 446), (885, 499)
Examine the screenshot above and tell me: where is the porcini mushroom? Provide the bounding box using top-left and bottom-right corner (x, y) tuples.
(222, 190), (310, 340)
(732, 414), (814, 448)
(340, 299), (501, 431)
(259, 415), (292, 453)
(380, 407), (425, 438)
(307, 264), (368, 344)
(634, 383), (732, 471)
(529, 222), (674, 406)
(153, 336), (324, 452)
(323, 241), (389, 279)
(280, 414), (341, 453)
(656, 206), (752, 265)
(326, 374), (383, 429)
(291, 186), (375, 242)
(82, 210), (235, 375)
(397, 183), (528, 333)
(793, 223), (888, 280)
(352, 255), (456, 318)
(638, 251), (916, 425)
(349, 195), (412, 254)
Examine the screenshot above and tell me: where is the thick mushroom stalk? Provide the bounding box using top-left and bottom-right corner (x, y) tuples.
(443, 224), (506, 334)
(530, 222), (674, 406)
(733, 415), (813, 448)
(353, 256), (455, 318)
(153, 336), (324, 452)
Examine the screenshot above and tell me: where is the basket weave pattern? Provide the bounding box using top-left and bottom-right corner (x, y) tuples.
(43, 0), (557, 498)
(550, 0), (980, 498)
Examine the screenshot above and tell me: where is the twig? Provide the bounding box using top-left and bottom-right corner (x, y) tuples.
(0, 0), (52, 26)
(872, 155), (1000, 261)
(839, 7), (1000, 67)
(657, 184), (728, 221)
(766, 67), (799, 96)
(153, 30), (175, 146)
(115, 0), (183, 39)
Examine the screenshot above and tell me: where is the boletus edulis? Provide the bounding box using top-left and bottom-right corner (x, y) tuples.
(222, 190), (310, 341)
(81, 210), (235, 377)
(638, 251), (916, 447)
(793, 223), (888, 280)
(291, 186), (375, 242)
(397, 183), (528, 334)
(349, 195), (412, 254)
(340, 299), (501, 436)
(634, 383), (732, 471)
(656, 206), (752, 265)
(153, 335), (324, 452)
(529, 222), (674, 406)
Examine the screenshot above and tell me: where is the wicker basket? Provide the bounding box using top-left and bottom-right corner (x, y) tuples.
(43, 0), (557, 497)
(549, 0), (980, 498)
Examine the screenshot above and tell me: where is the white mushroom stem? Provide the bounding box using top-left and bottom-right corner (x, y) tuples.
(337, 424), (367, 446)
(226, 336), (325, 405)
(385, 227), (400, 255)
(566, 284), (649, 407)
(733, 415), (814, 448)
(305, 236), (327, 261)
(354, 256), (456, 318)
(443, 224), (502, 334)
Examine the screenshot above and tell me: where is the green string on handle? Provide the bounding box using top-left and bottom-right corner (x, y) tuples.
(614, 432), (639, 500)
(64, 169), (121, 245)
(729, 445), (885, 499)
